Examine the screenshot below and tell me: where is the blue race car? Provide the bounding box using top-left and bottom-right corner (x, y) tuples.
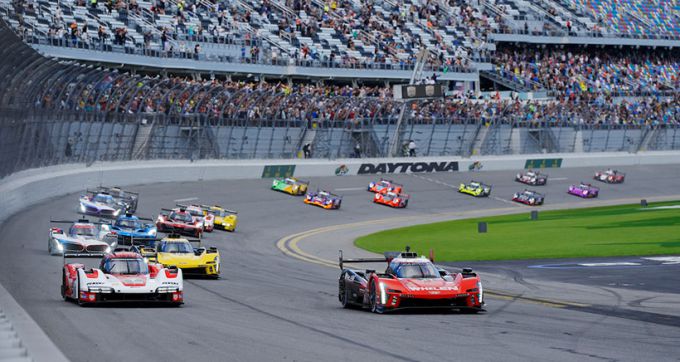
(101, 213), (157, 248)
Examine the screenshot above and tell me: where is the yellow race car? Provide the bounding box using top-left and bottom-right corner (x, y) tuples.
(201, 205), (238, 232)
(458, 181), (492, 197)
(271, 177), (309, 195)
(138, 234), (220, 278)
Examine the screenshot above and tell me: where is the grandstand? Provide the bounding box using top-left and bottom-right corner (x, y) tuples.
(0, 0), (679, 179)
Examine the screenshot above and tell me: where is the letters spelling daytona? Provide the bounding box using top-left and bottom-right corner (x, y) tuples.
(358, 162), (459, 174)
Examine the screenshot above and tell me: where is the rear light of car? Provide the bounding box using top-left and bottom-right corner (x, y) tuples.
(165, 268), (179, 278)
(172, 291), (183, 302)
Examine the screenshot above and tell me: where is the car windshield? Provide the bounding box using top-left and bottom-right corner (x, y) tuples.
(94, 195), (114, 205)
(214, 210), (231, 217)
(285, 179), (296, 185)
(187, 209), (203, 217)
(393, 262), (440, 279)
(383, 193), (396, 201)
(102, 258), (148, 275)
(378, 181), (389, 187)
(116, 219), (141, 229)
(470, 182), (480, 187)
(158, 241), (193, 253)
(72, 225), (97, 237)
(169, 212), (193, 222)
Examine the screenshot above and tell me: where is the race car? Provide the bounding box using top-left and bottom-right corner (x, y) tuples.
(176, 204), (214, 232)
(101, 213), (157, 248)
(515, 170), (548, 186)
(271, 177), (309, 195)
(367, 179), (403, 194)
(337, 249), (484, 313)
(458, 181), (492, 197)
(156, 208), (203, 237)
(201, 205), (238, 232)
(48, 219), (114, 256)
(567, 182), (600, 198)
(304, 190), (342, 209)
(594, 169), (625, 184)
(512, 189), (545, 206)
(90, 186), (139, 213)
(79, 192), (126, 218)
(61, 251), (183, 306)
(373, 191), (409, 208)
(136, 234), (220, 278)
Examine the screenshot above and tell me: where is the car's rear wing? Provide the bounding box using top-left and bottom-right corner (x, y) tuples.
(338, 250), (386, 270)
(339, 249), (421, 269)
(200, 205), (238, 214)
(62, 253), (104, 269)
(470, 181), (492, 189)
(296, 179), (311, 185)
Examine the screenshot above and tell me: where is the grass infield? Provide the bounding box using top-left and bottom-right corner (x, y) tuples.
(355, 201), (680, 261)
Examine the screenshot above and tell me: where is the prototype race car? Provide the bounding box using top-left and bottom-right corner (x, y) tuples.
(91, 186), (139, 213)
(177, 204), (214, 232)
(338, 249), (484, 313)
(79, 192), (125, 218)
(61, 251), (183, 306)
(458, 181), (492, 197)
(135, 234), (220, 278)
(272, 177), (309, 195)
(304, 190), (342, 209)
(101, 213), (157, 248)
(156, 208), (203, 237)
(594, 169), (625, 184)
(373, 191), (409, 208)
(568, 182), (600, 198)
(512, 189), (545, 206)
(49, 219), (113, 255)
(201, 205), (238, 232)
(367, 179), (403, 194)
(515, 170), (548, 186)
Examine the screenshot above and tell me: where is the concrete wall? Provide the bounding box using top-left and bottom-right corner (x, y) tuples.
(2, 151), (679, 224)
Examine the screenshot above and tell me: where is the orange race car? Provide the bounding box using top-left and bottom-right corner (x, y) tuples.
(367, 178), (403, 194)
(373, 191), (409, 208)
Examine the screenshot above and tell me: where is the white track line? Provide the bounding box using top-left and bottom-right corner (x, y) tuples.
(493, 196), (523, 206)
(408, 174), (458, 189)
(174, 197), (198, 202)
(334, 187), (366, 191)
(550, 177), (569, 181)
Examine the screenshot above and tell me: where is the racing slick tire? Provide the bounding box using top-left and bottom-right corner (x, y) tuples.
(61, 270), (68, 301)
(76, 273), (85, 306)
(403, 199), (409, 208)
(48, 239), (55, 255)
(368, 280), (382, 314)
(338, 279), (350, 309)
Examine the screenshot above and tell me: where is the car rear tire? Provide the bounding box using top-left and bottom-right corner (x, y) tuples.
(338, 279), (350, 308)
(76, 273), (84, 306)
(61, 270), (68, 301)
(369, 280), (381, 313)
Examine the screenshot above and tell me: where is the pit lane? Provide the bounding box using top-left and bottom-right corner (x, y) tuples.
(0, 164), (679, 361)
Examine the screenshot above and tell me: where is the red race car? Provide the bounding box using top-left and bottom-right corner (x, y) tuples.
(594, 169), (625, 184)
(367, 178), (403, 194)
(338, 249), (484, 313)
(373, 191), (409, 208)
(156, 208), (203, 237)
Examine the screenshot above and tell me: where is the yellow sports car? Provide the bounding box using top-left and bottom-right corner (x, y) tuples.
(271, 177), (309, 195)
(142, 235), (220, 278)
(201, 205), (238, 232)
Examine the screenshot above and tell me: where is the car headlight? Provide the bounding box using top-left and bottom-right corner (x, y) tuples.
(105, 246), (111, 253)
(478, 281), (483, 304)
(79, 204), (86, 212)
(113, 209), (121, 216)
(143, 257), (149, 263)
(57, 243), (64, 251)
(379, 282), (386, 305)
(148, 229), (157, 236)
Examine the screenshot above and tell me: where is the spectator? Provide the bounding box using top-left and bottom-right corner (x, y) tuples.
(408, 140), (416, 157)
(354, 142), (361, 158)
(303, 143), (311, 158)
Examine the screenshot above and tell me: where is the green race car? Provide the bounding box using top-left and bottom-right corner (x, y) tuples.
(458, 181), (492, 197)
(271, 177), (309, 195)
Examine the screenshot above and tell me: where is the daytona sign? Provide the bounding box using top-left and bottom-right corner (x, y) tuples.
(357, 161), (459, 174)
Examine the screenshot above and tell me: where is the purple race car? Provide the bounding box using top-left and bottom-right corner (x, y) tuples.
(567, 182), (599, 198)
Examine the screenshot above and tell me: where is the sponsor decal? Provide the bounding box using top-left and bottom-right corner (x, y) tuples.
(358, 161), (459, 175)
(468, 161), (483, 171)
(262, 165), (296, 178)
(524, 158), (563, 169)
(335, 164), (349, 176)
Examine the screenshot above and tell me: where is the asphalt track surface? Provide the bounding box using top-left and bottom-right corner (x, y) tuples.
(1, 164), (680, 362)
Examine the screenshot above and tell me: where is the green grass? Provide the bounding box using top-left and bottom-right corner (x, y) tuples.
(354, 201), (680, 261)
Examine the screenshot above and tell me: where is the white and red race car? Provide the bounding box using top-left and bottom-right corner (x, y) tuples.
(177, 204), (215, 232)
(61, 251), (183, 306)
